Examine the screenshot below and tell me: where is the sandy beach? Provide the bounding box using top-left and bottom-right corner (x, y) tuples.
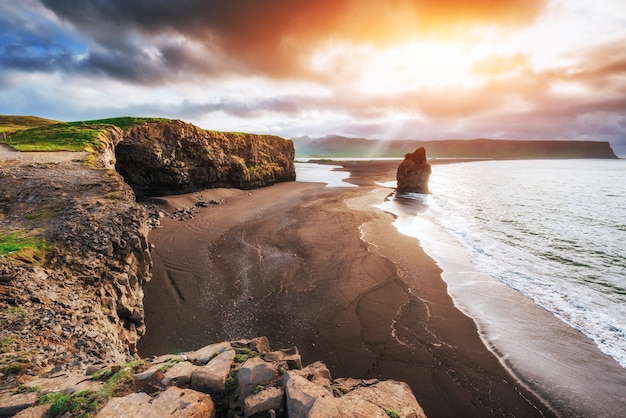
(138, 160), (556, 417)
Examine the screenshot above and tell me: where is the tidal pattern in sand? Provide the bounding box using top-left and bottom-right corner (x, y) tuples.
(405, 159), (626, 368)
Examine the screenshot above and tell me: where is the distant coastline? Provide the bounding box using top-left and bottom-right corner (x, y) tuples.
(294, 136), (619, 159)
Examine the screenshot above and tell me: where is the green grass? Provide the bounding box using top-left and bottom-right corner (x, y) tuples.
(0, 231), (50, 263)
(35, 360), (147, 417)
(1, 116), (170, 152)
(99, 360), (145, 398)
(5, 124), (104, 152)
(0, 115), (59, 134)
(48, 390), (106, 418)
(73, 117), (170, 130)
(384, 407), (401, 418)
(234, 353), (249, 363)
(15, 384), (40, 394)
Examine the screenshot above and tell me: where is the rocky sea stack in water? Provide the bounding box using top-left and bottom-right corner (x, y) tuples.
(115, 120), (296, 197)
(396, 147), (432, 194)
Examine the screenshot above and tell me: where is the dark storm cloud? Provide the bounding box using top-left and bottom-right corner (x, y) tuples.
(35, 0), (547, 81)
(0, 3), (81, 73)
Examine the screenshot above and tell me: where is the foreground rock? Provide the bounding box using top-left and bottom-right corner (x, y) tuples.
(396, 147), (432, 194)
(0, 337), (426, 417)
(115, 120), (296, 197)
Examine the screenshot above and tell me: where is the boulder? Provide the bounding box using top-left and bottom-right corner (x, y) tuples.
(96, 387), (216, 418)
(191, 349), (236, 393)
(396, 147), (432, 194)
(263, 346), (302, 370)
(186, 341), (232, 365)
(237, 357), (279, 399)
(282, 362), (334, 417)
(243, 386), (285, 416)
(162, 360), (203, 387)
(341, 380), (426, 418)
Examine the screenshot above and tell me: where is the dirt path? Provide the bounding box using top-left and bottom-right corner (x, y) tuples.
(0, 143), (87, 164)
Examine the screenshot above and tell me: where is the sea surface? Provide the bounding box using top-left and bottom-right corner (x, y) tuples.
(297, 159), (626, 415)
(389, 159), (626, 368)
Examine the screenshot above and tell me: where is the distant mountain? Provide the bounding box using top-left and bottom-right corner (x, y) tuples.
(293, 135), (618, 159)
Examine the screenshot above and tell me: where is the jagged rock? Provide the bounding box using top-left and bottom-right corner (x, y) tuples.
(235, 336), (271, 354)
(263, 346), (302, 370)
(162, 360), (202, 387)
(96, 387), (216, 418)
(190, 349), (235, 393)
(396, 147), (432, 194)
(237, 357), (279, 399)
(1, 337), (426, 418)
(0, 152), (151, 371)
(0, 391), (38, 416)
(115, 120), (296, 197)
(340, 380), (426, 418)
(186, 341), (232, 365)
(13, 403), (50, 418)
(244, 386), (284, 416)
(282, 364), (334, 417)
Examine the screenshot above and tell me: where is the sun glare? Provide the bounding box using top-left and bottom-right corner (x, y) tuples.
(312, 41), (481, 93)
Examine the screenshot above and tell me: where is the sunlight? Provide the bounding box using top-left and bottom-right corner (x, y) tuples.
(312, 41), (482, 93)
(361, 42), (480, 93)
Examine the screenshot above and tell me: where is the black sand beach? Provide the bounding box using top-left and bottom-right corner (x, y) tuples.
(138, 160), (556, 417)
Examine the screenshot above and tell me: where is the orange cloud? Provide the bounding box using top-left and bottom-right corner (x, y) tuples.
(40, 0), (548, 80)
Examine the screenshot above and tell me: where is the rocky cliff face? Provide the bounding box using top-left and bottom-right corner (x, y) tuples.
(115, 120), (296, 197)
(0, 121), (427, 416)
(396, 147), (432, 194)
(0, 127), (151, 373)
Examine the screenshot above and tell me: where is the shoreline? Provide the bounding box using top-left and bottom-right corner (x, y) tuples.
(375, 159), (626, 417)
(138, 160), (556, 417)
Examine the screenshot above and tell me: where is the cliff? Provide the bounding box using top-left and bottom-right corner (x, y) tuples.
(0, 119), (297, 373)
(294, 136), (619, 159)
(115, 120), (296, 197)
(0, 127), (151, 372)
(0, 119), (427, 416)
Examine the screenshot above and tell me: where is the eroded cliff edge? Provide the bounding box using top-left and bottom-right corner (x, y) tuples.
(0, 120), (297, 372)
(115, 120), (296, 197)
(0, 126), (151, 369)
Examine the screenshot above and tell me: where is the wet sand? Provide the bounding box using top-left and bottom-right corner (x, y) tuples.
(138, 160), (555, 417)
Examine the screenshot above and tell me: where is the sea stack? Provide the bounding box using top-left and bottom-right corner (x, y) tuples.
(396, 147), (432, 194)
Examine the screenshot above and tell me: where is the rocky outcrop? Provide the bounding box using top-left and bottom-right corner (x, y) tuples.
(396, 147), (432, 194)
(115, 120), (296, 197)
(0, 121), (426, 416)
(0, 337), (426, 417)
(0, 128), (151, 374)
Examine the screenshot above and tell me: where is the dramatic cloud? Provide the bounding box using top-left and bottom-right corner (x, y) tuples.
(1, 0), (625, 154)
(25, 0), (546, 81)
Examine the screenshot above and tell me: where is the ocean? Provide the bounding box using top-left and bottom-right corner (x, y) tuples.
(297, 158), (626, 416)
(392, 159), (626, 367)
(377, 159), (626, 416)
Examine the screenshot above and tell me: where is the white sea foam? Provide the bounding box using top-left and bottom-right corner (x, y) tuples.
(378, 160), (626, 416)
(295, 162), (356, 187)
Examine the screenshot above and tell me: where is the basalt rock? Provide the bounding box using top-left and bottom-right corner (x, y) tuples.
(0, 337), (426, 417)
(115, 120), (296, 197)
(396, 147), (432, 194)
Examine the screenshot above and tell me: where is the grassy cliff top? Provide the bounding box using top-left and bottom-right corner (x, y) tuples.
(0, 116), (170, 152)
(0, 115), (59, 133)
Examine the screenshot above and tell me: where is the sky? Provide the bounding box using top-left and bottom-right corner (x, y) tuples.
(1, 0), (625, 152)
